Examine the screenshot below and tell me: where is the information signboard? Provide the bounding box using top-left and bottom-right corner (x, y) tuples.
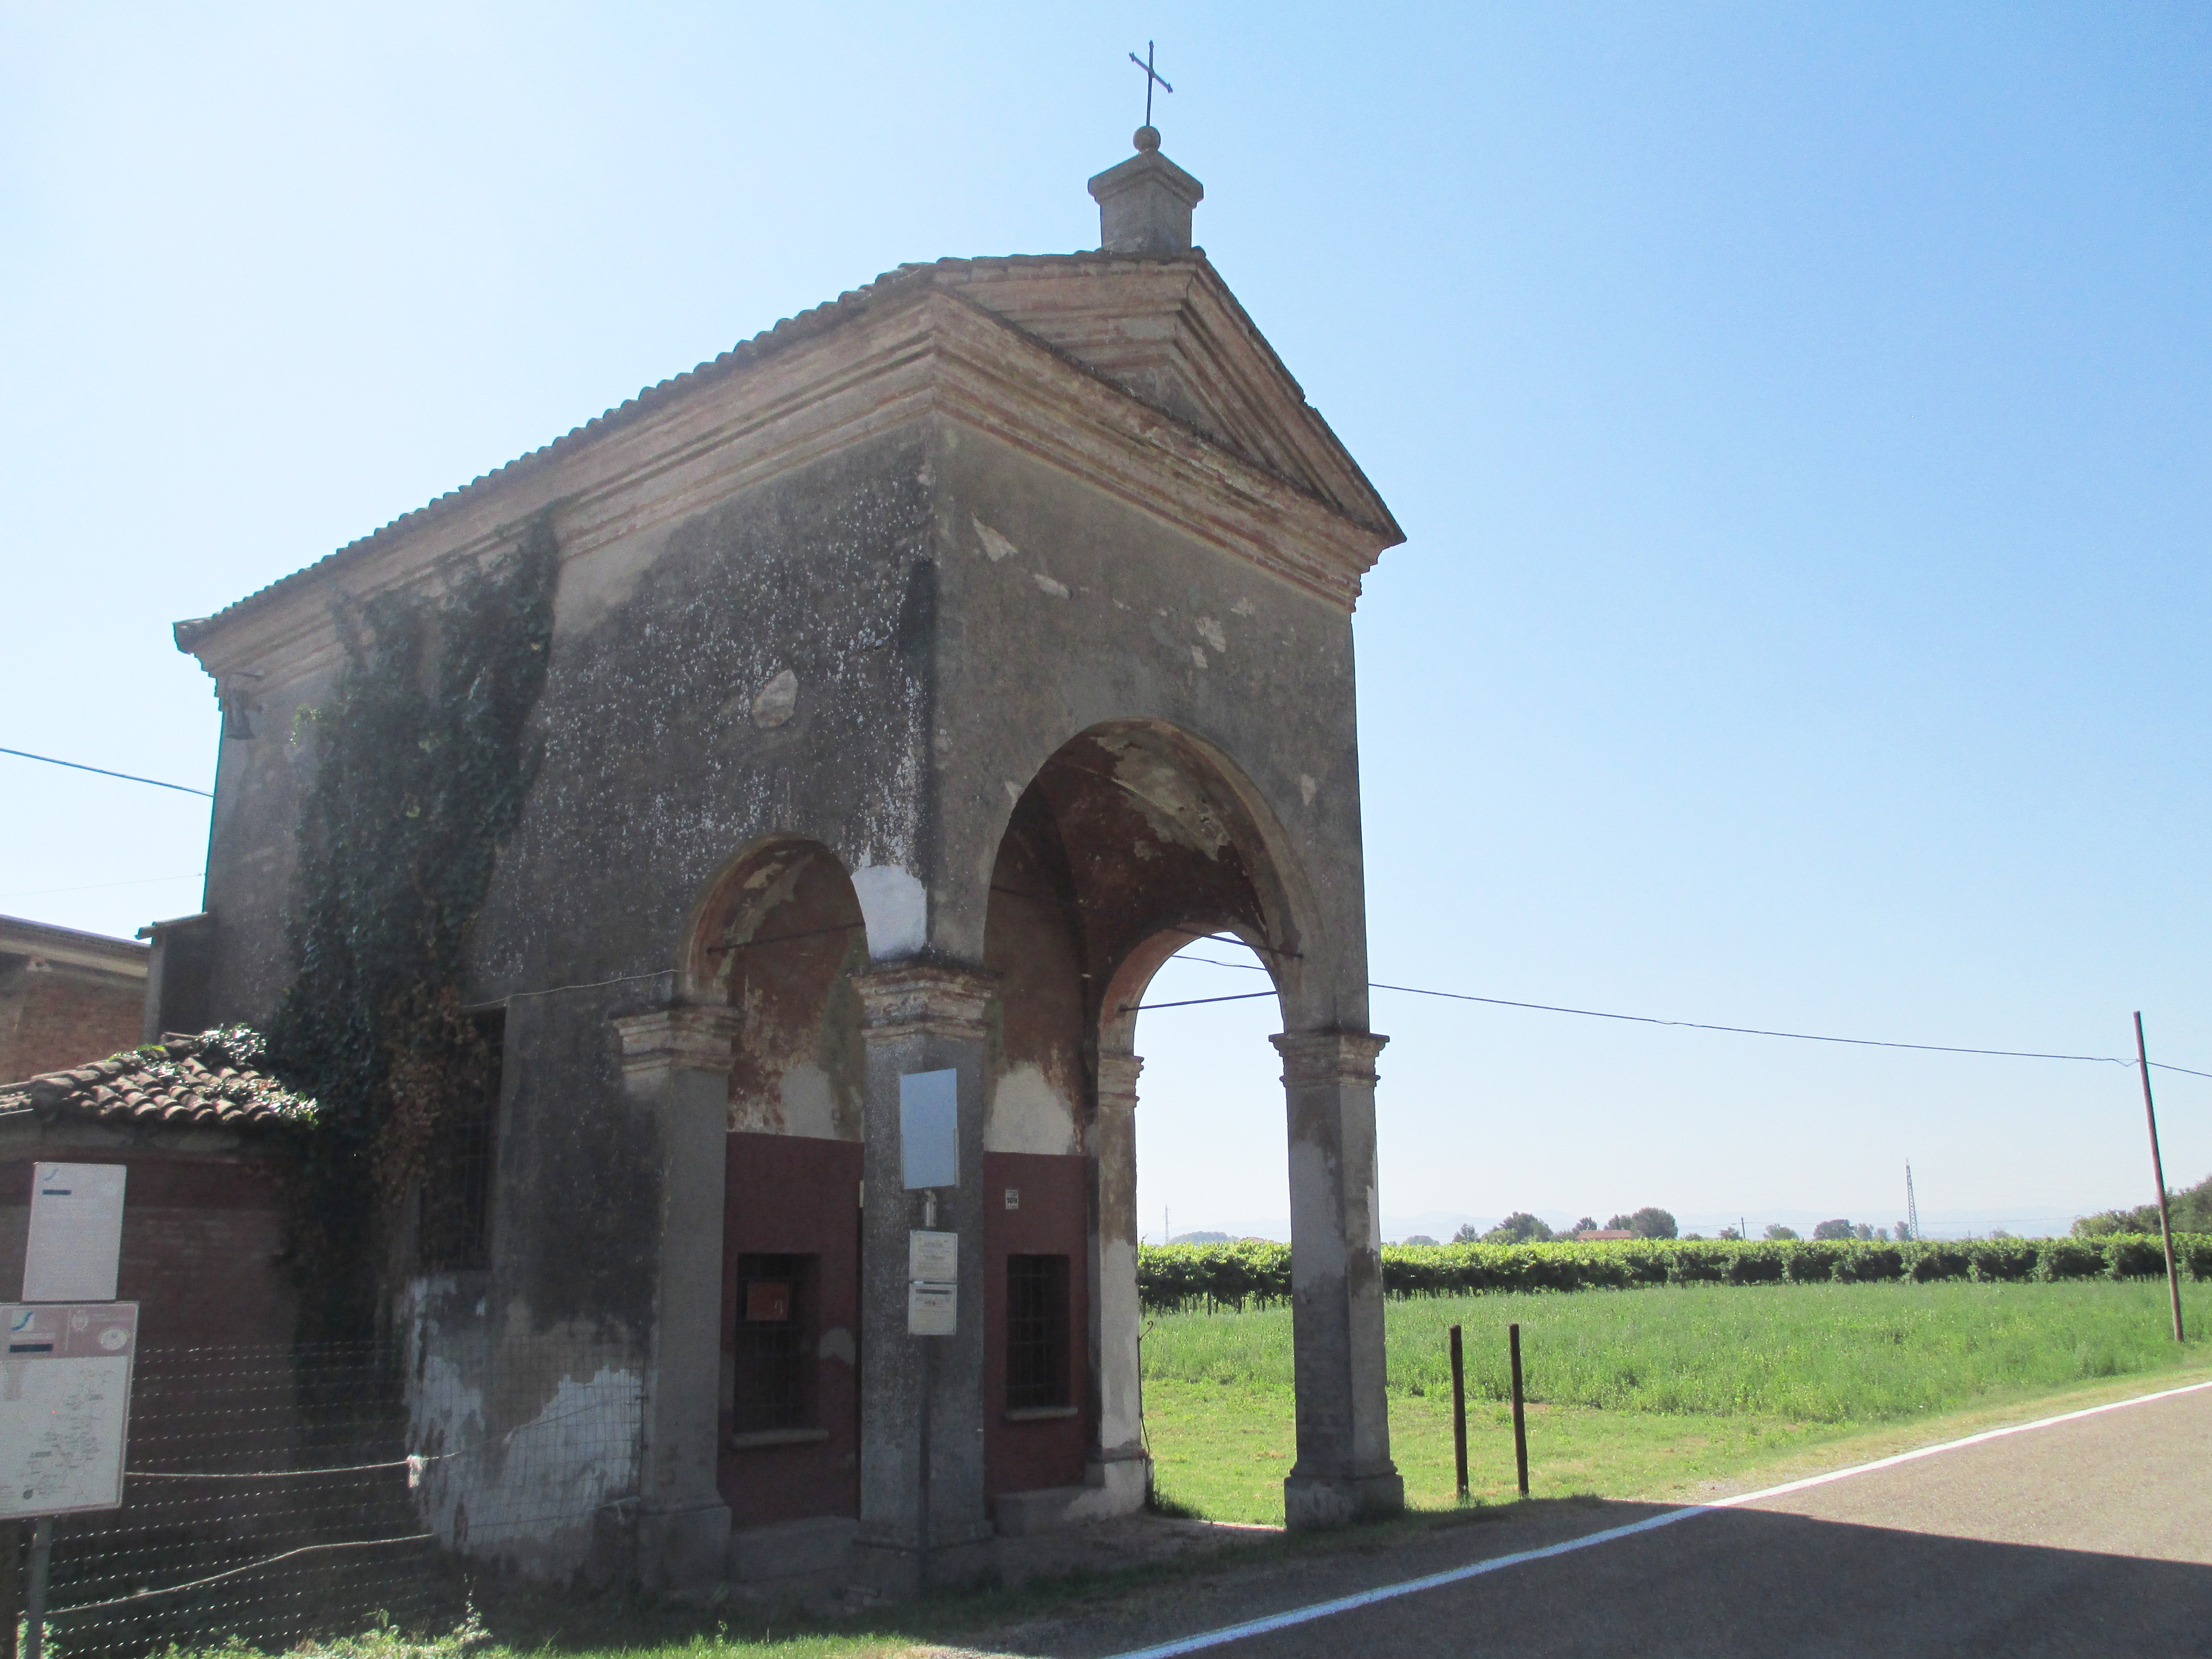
(1, 1301), (139, 1518)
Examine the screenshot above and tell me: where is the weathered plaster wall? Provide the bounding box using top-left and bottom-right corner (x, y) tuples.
(930, 421), (1370, 1027)
(468, 431), (936, 1001)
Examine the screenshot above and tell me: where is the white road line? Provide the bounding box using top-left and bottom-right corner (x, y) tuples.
(1103, 1375), (2212, 1659)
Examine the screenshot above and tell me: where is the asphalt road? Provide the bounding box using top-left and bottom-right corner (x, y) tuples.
(994, 1381), (2212, 1659)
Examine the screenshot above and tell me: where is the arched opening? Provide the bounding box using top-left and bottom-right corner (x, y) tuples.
(688, 838), (869, 1530)
(979, 721), (1308, 1514)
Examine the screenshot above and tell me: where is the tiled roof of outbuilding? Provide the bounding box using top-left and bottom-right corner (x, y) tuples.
(0, 1031), (317, 1131)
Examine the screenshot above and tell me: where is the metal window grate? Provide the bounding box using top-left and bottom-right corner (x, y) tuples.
(732, 1253), (813, 1432)
(1005, 1254), (1070, 1410)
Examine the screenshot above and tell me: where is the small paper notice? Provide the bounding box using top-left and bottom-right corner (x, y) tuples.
(906, 1282), (956, 1337)
(907, 1230), (958, 1283)
(1, 1301), (138, 1518)
(907, 1230), (957, 1336)
(22, 1163), (127, 1303)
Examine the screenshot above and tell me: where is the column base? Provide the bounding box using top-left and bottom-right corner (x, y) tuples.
(636, 1500), (731, 1601)
(1283, 1467), (1405, 1531)
(848, 1534), (1000, 1599)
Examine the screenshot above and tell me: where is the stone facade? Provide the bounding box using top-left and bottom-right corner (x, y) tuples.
(157, 133), (1405, 1595)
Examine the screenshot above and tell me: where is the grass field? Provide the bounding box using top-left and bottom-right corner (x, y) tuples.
(1143, 1279), (2212, 1522)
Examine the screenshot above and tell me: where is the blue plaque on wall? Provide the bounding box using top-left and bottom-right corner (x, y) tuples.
(899, 1069), (959, 1190)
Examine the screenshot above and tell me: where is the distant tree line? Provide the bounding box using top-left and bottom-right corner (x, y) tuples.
(1137, 1231), (2212, 1311)
(1450, 1207), (1680, 1244)
(2074, 1170), (2212, 1239)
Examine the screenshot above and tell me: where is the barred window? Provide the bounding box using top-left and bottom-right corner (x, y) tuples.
(1006, 1254), (1070, 1411)
(733, 1253), (814, 1432)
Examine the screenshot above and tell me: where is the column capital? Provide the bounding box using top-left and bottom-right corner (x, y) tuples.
(1271, 1029), (1388, 1088)
(853, 960), (996, 1043)
(613, 1003), (741, 1081)
(1096, 1051), (1143, 1109)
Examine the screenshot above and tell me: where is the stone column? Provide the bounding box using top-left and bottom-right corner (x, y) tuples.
(613, 1003), (740, 1599)
(1086, 1050), (1150, 1508)
(849, 961), (998, 1596)
(1273, 1029), (1403, 1529)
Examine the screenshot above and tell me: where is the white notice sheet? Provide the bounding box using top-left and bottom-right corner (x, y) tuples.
(22, 1162), (127, 1303)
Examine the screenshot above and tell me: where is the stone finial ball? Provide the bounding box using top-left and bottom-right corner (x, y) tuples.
(1134, 125), (1161, 153)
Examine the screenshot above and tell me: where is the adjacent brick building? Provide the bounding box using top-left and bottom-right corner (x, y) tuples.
(0, 1034), (303, 1350)
(0, 915), (149, 1085)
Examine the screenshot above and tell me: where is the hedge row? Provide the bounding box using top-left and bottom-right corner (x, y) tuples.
(1135, 1234), (2212, 1313)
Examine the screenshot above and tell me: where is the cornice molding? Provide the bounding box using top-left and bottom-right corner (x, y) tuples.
(1095, 1051), (1144, 1110)
(853, 961), (996, 1045)
(1271, 1029), (1389, 1089)
(180, 280), (1395, 684)
(614, 1005), (743, 1082)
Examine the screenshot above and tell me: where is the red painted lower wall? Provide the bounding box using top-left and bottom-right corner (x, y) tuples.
(983, 1150), (1091, 1499)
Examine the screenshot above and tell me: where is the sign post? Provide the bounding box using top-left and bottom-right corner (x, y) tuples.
(11, 1159), (136, 1659)
(3, 1302), (140, 1659)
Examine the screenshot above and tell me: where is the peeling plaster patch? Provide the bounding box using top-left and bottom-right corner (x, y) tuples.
(777, 1061), (842, 1139)
(1300, 773), (1318, 806)
(408, 1323), (641, 1579)
(750, 668), (799, 728)
(973, 516), (1018, 563)
(1033, 572), (1071, 599)
(852, 863), (927, 958)
(1190, 646), (1208, 670)
(986, 1062), (1078, 1154)
(1195, 616), (1227, 652)
(1097, 1238), (1142, 1443)
(1231, 597), (1257, 617)
(1096, 735), (1234, 856)
(818, 1325), (856, 1366)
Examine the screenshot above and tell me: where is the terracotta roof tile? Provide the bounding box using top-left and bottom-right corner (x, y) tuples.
(0, 1031), (317, 1132)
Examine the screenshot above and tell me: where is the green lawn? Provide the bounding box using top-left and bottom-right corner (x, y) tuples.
(1143, 1278), (2212, 1523)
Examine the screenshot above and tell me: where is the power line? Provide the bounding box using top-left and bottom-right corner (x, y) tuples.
(1, 747), (212, 797)
(1134, 953), (2212, 1081)
(9, 743), (2200, 1084)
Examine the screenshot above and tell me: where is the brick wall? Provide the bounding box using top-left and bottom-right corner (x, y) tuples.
(0, 963), (147, 1084)
(0, 1148), (296, 1348)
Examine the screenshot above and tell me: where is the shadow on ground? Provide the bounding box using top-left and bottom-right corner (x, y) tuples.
(408, 1491), (2212, 1659)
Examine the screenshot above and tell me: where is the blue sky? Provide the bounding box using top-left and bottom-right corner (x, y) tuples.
(4, 3), (2205, 1236)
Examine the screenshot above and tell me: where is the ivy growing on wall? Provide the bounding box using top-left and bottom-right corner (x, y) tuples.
(265, 517), (557, 1337)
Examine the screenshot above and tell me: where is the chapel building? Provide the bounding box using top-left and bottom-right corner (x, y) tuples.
(157, 129), (1406, 1596)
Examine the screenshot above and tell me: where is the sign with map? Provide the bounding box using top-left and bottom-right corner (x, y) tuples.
(1, 1301), (138, 1517)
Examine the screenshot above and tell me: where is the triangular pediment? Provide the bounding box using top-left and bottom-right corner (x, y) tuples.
(926, 256), (1402, 542)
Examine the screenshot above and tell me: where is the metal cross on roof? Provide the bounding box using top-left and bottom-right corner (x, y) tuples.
(1127, 40), (1173, 128)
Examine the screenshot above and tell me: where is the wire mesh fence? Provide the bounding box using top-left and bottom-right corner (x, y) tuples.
(13, 1334), (644, 1659)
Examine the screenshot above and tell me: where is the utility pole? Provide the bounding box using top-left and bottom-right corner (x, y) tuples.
(2135, 1013), (2186, 1343)
(1905, 1164), (1920, 1242)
